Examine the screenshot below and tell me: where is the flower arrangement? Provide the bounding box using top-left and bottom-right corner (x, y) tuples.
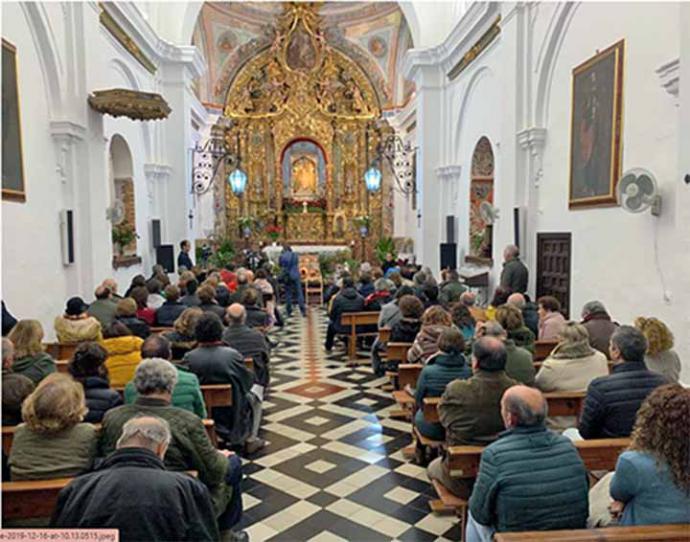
(353, 215), (371, 229)
(265, 224), (282, 241)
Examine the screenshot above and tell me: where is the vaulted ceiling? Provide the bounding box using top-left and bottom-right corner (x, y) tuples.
(192, 2), (414, 109)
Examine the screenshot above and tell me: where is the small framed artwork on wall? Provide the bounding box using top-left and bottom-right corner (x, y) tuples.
(2, 38), (26, 202)
(569, 39), (624, 209)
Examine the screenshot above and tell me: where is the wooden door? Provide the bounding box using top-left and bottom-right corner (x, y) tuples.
(536, 233), (572, 318)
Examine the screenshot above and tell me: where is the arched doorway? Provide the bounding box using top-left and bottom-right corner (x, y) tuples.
(109, 135), (138, 259)
(469, 136), (494, 261)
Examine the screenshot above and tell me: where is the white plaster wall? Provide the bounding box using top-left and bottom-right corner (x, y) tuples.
(1, 3), (68, 332)
(1, 2), (202, 339)
(537, 2), (688, 376)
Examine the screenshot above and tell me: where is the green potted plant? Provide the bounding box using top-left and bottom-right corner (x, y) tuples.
(111, 222), (138, 256)
(375, 237), (397, 264)
(353, 215), (371, 237)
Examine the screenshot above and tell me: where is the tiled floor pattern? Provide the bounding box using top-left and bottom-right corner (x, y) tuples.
(239, 307), (458, 541)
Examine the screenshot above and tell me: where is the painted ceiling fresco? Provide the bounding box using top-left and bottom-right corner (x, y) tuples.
(192, 2), (414, 109)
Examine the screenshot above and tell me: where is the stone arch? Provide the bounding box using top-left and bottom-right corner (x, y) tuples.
(454, 65), (493, 162)
(534, 2), (580, 127)
(468, 136), (495, 260)
(20, 2), (63, 116)
(109, 134), (138, 258)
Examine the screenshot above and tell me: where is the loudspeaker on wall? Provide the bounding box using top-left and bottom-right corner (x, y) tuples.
(60, 209), (75, 266)
(440, 243), (457, 270)
(156, 244), (175, 274)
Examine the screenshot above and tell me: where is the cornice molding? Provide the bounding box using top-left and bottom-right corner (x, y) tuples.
(403, 2), (501, 84)
(656, 58), (679, 98)
(517, 127), (547, 155)
(99, 2), (207, 81)
(144, 163), (173, 179)
(49, 120), (87, 140)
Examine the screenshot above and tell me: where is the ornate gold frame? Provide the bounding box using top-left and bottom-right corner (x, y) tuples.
(568, 39), (625, 209)
(2, 38), (27, 203)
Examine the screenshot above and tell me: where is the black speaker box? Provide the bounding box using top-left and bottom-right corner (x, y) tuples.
(151, 219), (162, 248)
(156, 244), (175, 273)
(440, 243), (457, 270)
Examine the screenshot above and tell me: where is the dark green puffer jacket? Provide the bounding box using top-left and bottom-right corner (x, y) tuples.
(469, 425), (589, 533)
(414, 352), (471, 406)
(12, 353), (56, 385)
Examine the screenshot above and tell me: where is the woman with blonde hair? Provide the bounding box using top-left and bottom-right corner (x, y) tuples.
(114, 297), (150, 339)
(407, 305), (453, 364)
(536, 321), (609, 393)
(634, 317), (681, 383)
(163, 307), (203, 360)
(495, 304), (536, 353)
(7, 320), (56, 384)
(9, 373), (97, 480)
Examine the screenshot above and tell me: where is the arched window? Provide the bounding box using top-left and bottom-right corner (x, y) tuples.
(469, 136), (494, 261)
(109, 135), (138, 260)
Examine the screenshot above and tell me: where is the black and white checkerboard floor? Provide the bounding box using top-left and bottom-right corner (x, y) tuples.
(237, 307), (459, 541)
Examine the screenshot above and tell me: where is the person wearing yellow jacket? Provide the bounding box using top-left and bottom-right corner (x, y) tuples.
(100, 322), (143, 387)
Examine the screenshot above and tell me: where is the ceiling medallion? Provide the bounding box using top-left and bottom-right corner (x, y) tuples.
(88, 89), (171, 121)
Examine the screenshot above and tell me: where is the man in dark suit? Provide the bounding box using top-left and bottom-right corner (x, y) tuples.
(178, 240), (194, 271)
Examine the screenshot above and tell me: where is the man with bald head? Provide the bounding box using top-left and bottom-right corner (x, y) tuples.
(466, 385), (588, 540)
(507, 292), (539, 336)
(88, 284), (118, 328)
(53, 416), (219, 540)
(500, 245), (528, 294)
(427, 337), (517, 498)
(222, 303), (270, 387)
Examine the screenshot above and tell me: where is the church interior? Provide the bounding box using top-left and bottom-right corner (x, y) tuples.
(1, 1), (689, 540)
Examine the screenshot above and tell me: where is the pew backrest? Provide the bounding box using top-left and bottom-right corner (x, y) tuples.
(378, 327), (391, 344)
(386, 342), (413, 363)
(446, 438), (630, 479)
(493, 524), (690, 541)
(201, 384), (233, 410)
(534, 340), (558, 362)
(56, 359), (69, 374)
(398, 364), (423, 390)
(543, 391), (586, 417)
(44, 343), (79, 361)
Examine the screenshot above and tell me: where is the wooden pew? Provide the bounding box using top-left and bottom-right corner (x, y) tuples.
(543, 391), (585, 417)
(534, 340), (558, 362)
(3, 471), (199, 521)
(446, 438), (630, 478)
(56, 359), (69, 374)
(3, 420), (219, 457)
(422, 392), (586, 424)
(201, 384), (233, 410)
(340, 311), (380, 360)
(44, 343), (79, 360)
(378, 327), (392, 344)
(150, 326), (174, 335)
(386, 342), (413, 363)
(398, 364), (423, 390)
(244, 357), (255, 373)
(494, 524), (690, 541)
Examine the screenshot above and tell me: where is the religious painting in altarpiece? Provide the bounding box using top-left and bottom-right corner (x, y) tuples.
(217, 2), (394, 249)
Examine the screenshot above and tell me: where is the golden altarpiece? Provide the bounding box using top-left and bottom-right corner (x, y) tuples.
(212, 3), (394, 249)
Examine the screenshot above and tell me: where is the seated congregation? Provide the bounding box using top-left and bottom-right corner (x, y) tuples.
(1, 247), (688, 541)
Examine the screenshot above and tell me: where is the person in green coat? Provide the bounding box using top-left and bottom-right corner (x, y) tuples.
(414, 328), (472, 440)
(123, 335), (206, 418)
(101, 358), (246, 538)
(467, 385), (588, 540)
(8, 320), (56, 385)
(477, 320), (535, 386)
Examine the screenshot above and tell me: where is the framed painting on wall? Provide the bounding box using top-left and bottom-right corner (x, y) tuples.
(2, 39), (26, 202)
(569, 39), (624, 209)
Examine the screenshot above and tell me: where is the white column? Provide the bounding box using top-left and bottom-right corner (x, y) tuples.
(158, 47), (205, 250)
(404, 59), (445, 273)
